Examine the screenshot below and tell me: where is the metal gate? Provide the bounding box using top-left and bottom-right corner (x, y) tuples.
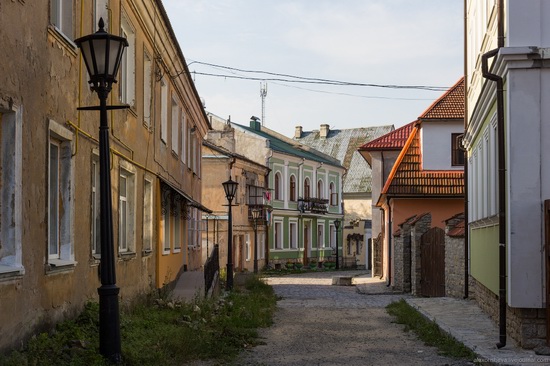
(420, 227), (445, 297)
(373, 233), (383, 277)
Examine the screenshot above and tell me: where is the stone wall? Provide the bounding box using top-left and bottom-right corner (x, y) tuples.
(393, 217), (415, 292)
(444, 213), (465, 298)
(470, 277), (547, 349)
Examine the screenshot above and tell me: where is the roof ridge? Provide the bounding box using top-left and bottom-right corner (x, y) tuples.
(418, 77), (465, 120)
(358, 121), (416, 151)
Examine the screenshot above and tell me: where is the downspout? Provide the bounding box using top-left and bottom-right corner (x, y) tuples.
(481, 0), (506, 349)
(463, 0), (469, 299)
(387, 198), (392, 287)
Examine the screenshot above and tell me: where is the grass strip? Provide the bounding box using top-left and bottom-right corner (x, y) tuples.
(386, 299), (477, 360)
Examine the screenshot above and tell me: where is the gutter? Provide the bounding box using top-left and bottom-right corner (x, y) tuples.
(463, 0), (469, 301)
(480, 0), (507, 349)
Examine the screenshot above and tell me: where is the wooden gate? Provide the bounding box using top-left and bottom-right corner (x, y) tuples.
(373, 233), (383, 277)
(420, 227), (445, 297)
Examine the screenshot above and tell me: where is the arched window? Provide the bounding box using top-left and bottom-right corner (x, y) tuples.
(290, 175), (296, 201)
(317, 179), (324, 199)
(329, 182), (337, 206)
(304, 178), (310, 199)
(274, 172), (282, 200)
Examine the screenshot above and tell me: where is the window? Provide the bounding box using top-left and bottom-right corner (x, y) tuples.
(188, 207), (200, 248)
(162, 189), (171, 254)
(48, 120), (74, 266)
(289, 175), (296, 201)
(171, 98), (179, 154)
(330, 224), (336, 250)
(274, 221), (283, 249)
(245, 234), (251, 261)
(173, 198), (181, 252)
(120, 13), (135, 106)
(160, 78), (168, 143)
(118, 167), (135, 253)
(317, 223), (324, 248)
(143, 178), (153, 253)
(187, 124), (192, 167)
(304, 178), (310, 199)
(181, 113), (186, 163)
(289, 222), (297, 249)
(329, 182), (337, 206)
(451, 133), (465, 166)
(50, 0), (73, 38)
(0, 109), (23, 275)
(317, 179), (324, 199)
(274, 172), (282, 200)
(260, 233), (265, 259)
(143, 52), (152, 128)
(91, 154), (100, 256)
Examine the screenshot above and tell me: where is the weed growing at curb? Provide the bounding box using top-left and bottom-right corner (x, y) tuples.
(386, 299), (477, 361)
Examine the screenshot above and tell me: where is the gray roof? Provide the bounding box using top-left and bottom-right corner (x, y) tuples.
(295, 126), (394, 193)
(235, 122), (344, 169)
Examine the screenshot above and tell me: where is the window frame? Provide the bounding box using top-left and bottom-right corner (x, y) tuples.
(142, 177), (153, 253)
(118, 163), (136, 255)
(47, 119), (75, 268)
(451, 133), (465, 166)
(119, 11), (136, 107)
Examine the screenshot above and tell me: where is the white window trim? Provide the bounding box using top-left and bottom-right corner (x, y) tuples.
(245, 233), (251, 261)
(50, 0), (74, 39)
(0, 107), (24, 277)
(120, 11), (136, 107)
(91, 151), (100, 257)
(143, 50), (153, 129)
(171, 97), (179, 155)
(162, 192), (171, 255)
(317, 222), (325, 248)
(119, 161), (136, 255)
(173, 198), (182, 253)
(143, 177), (153, 254)
(274, 220), (283, 250)
(289, 220), (298, 249)
(160, 77), (168, 144)
(48, 119), (76, 268)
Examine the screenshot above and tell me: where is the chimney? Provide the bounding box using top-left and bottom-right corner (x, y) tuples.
(320, 124), (330, 139)
(250, 116), (261, 131)
(295, 126), (303, 139)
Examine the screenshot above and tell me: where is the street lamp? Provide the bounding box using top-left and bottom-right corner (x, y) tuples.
(75, 18), (128, 363)
(222, 177), (238, 290)
(251, 207), (261, 274)
(334, 219), (341, 270)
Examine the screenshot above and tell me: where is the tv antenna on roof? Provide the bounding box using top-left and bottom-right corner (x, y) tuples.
(260, 82), (268, 126)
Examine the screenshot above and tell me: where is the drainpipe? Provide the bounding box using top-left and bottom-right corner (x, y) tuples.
(387, 198), (392, 287)
(480, 0), (506, 349)
(463, 0), (469, 300)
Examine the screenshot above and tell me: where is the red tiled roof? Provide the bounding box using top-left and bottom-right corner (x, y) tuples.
(448, 220), (465, 237)
(418, 78), (465, 120)
(358, 121), (417, 151)
(381, 125), (464, 197)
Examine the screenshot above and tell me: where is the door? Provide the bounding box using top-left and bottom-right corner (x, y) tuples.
(420, 227), (445, 297)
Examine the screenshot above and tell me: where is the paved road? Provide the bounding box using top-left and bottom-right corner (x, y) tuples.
(236, 271), (474, 366)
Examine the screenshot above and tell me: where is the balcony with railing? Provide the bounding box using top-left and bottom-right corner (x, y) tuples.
(298, 197), (329, 214)
(247, 184), (271, 222)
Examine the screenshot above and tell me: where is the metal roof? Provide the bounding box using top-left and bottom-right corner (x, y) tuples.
(295, 125), (393, 193)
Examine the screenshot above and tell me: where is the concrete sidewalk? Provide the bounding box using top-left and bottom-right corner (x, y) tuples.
(170, 270), (204, 302)
(356, 276), (550, 365)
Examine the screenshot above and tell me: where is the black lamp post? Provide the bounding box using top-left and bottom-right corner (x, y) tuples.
(222, 177), (238, 290)
(75, 18), (128, 363)
(251, 207), (261, 274)
(334, 219), (341, 270)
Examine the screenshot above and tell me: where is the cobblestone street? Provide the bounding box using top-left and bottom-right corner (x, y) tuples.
(235, 271), (473, 366)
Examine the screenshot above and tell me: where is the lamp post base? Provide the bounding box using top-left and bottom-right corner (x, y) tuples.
(98, 284), (121, 363)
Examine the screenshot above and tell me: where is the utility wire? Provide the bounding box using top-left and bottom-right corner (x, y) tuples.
(187, 60), (449, 92)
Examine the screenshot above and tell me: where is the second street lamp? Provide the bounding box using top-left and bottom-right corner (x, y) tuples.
(334, 219), (341, 270)
(252, 207), (261, 274)
(222, 177), (238, 290)
(74, 18), (128, 363)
